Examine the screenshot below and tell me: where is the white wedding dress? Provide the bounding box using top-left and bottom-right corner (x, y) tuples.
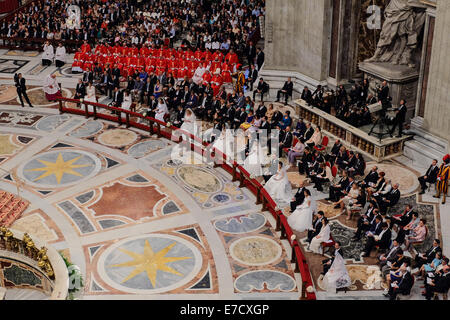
(243, 140), (265, 177)
(310, 223), (331, 254)
(84, 86), (97, 113)
(155, 102), (168, 122)
(323, 252), (351, 292)
(264, 166), (292, 203)
(120, 93), (132, 120)
(180, 109), (200, 137)
(287, 195), (316, 233)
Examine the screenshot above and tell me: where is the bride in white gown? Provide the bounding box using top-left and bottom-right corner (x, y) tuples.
(180, 108), (199, 137)
(155, 98), (168, 122)
(264, 161), (292, 203)
(309, 217), (331, 254)
(323, 250), (351, 292)
(287, 189), (316, 232)
(212, 128), (234, 160)
(120, 90), (132, 120)
(243, 138), (265, 177)
(83, 82), (97, 113)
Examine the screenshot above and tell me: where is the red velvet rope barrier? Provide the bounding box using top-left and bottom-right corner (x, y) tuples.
(56, 97), (317, 300)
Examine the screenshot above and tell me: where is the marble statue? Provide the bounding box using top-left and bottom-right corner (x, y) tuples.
(366, 0), (426, 68)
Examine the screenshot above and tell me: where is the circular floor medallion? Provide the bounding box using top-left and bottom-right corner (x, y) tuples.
(98, 234), (202, 294)
(177, 166), (222, 193)
(230, 236), (282, 266)
(18, 149), (101, 188)
(97, 129), (138, 147)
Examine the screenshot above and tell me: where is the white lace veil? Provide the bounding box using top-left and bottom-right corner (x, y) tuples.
(324, 251), (351, 292)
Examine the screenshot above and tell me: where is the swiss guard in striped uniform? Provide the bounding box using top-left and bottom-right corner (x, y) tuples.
(235, 66), (245, 95)
(434, 154), (450, 204)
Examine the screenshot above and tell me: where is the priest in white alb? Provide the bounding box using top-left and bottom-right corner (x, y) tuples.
(43, 74), (62, 101)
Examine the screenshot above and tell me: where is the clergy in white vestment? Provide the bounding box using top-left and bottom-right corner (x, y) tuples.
(43, 74), (62, 101)
(42, 41), (54, 66)
(309, 218), (332, 254)
(192, 62), (209, 85)
(55, 43), (66, 70)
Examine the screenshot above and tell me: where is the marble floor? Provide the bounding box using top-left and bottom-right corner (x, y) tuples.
(0, 50), (448, 300)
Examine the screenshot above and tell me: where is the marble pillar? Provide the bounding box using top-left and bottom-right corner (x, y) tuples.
(421, 0), (450, 146)
(261, 0), (333, 97)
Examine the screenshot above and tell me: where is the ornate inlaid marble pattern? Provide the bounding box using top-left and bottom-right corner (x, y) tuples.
(365, 161), (419, 195)
(230, 236), (282, 266)
(97, 129), (138, 148)
(18, 150), (101, 188)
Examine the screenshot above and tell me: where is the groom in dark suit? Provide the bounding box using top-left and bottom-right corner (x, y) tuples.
(321, 241), (344, 275)
(289, 180), (309, 212)
(307, 211), (324, 243)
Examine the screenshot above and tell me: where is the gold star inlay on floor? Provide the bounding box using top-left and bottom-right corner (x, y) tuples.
(109, 240), (191, 287)
(26, 153), (90, 184)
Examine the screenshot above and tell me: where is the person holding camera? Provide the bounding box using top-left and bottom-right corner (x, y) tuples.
(14, 73), (33, 108)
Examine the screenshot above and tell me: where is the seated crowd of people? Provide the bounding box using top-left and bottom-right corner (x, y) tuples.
(1, 0), (264, 61)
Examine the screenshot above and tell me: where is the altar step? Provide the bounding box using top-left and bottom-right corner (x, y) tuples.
(4, 288), (50, 300)
(403, 118), (448, 167)
(0, 190), (29, 227)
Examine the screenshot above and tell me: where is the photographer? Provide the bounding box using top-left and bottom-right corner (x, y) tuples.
(14, 73), (33, 108)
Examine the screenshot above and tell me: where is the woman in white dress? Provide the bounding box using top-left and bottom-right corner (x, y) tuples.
(243, 139), (264, 177)
(264, 161), (292, 204)
(309, 218), (331, 254)
(323, 250), (351, 292)
(155, 98), (168, 122)
(180, 108), (199, 137)
(120, 90), (132, 120)
(288, 189), (316, 233)
(83, 82), (97, 113)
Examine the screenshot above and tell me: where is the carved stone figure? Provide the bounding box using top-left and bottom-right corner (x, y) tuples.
(366, 0), (427, 68)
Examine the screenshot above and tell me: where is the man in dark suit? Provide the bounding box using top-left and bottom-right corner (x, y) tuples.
(390, 99), (407, 137)
(246, 41), (257, 67)
(255, 102), (267, 119)
(276, 77), (294, 105)
(321, 241), (343, 275)
(377, 80), (390, 105)
(307, 211), (324, 243)
(301, 86), (312, 105)
(379, 239), (402, 276)
(327, 170), (349, 202)
(298, 147), (313, 175)
(253, 78), (269, 102)
(378, 183), (401, 214)
(290, 180), (308, 212)
(352, 204), (379, 241)
(424, 259), (450, 300)
(303, 122), (314, 141)
(418, 159), (439, 194)
(278, 126), (293, 157)
(391, 204), (415, 228)
(414, 239), (442, 269)
(74, 79), (86, 100)
(361, 166), (379, 188)
(247, 64), (258, 91)
(362, 222), (391, 257)
(385, 260), (414, 300)
(14, 73), (33, 108)
(110, 87), (123, 108)
(256, 47), (264, 71)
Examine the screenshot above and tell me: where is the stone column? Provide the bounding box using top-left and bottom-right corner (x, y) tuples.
(421, 0), (450, 146)
(261, 0), (333, 97)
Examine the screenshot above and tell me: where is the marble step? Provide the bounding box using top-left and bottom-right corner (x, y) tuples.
(4, 288), (50, 300)
(409, 126), (448, 154)
(403, 139), (445, 167)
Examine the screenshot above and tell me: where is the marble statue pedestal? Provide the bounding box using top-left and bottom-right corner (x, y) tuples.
(359, 62), (419, 120)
